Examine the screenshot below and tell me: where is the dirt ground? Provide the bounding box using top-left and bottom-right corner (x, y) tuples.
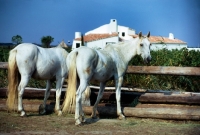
(0, 111), (200, 135)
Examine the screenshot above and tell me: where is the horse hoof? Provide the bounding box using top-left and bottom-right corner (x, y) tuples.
(20, 111), (26, 117)
(118, 115), (126, 120)
(81, 118), (86, 123)
(57, 111), (62, 116)
(39, 109), (46, 115)
(75, 121), (83, 126)
(39, 104), (46, 115)
(91, 116), (98, 119)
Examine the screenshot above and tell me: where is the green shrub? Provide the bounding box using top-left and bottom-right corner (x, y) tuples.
(0, 46), (10, 62)
(126, 48), (200, 92)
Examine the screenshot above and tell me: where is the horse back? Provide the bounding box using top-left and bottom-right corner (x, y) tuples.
(33, 46), (68, 79)
(15, 43), (67, 80)
(71, 46), (116, 82)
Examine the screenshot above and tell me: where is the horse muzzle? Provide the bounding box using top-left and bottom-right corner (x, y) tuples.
(144, 56), (151, 64)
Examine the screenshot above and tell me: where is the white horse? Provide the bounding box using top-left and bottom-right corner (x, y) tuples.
(7, 42), (69, 116)
(62, 32), (151, 125)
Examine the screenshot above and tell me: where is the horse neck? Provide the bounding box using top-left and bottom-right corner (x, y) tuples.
(114, 39), (138, 64)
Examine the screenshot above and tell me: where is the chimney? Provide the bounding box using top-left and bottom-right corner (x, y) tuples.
(75, 32), (81, 39)
(109, 19), (118, 33)
(169, 33), (174, 40)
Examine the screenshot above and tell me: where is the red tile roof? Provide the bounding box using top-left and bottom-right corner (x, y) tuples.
(75, 33), (186, 44)
(74, 32), (118, 42)
(149, 36), (186, 44)
(131, 35), (186, 44)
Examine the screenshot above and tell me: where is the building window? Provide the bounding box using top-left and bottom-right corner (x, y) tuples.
(76, 43), (80, 48)
(106, 42), (116, 45)
(122, 32), (125, 37)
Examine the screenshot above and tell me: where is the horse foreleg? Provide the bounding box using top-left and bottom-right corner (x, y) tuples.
(91, 82), (105, 119)
(55, 78), (64, 116)
(18, 77), (29, 116)
(115, 77), (125, 120)
(39, 80), (51, 115)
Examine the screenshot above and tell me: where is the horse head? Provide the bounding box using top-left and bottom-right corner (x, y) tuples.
(136, 31), (151, 64)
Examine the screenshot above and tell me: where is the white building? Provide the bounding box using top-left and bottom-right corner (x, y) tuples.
(148, 33), (187, 50)
(72, 19), (187, 50)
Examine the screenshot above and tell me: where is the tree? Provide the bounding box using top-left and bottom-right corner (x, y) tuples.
(12, 35), (22, 45)
(41, 36), (54, 48)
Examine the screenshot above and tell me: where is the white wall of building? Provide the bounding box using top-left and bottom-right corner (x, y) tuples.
(118, 25), (135, 40)
(85, 19), (117, 35)
(151, 43), (187, 50)
(85, 19), (135, 41)
(187, 48), (200, 51)
(85, 24), (109, 35)
(85, 36), (119, 49)
(72, 19), (189, 51)
(72, 40), (82, 50)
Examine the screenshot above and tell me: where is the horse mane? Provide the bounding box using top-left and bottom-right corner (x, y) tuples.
(103, 38), (139, 52)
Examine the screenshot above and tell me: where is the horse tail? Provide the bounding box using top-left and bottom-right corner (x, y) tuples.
(62, 51), (78, 113)
(6, 49), (19, 111)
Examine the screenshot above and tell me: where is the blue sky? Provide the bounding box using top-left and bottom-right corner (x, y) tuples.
(0, 0), (200, 47)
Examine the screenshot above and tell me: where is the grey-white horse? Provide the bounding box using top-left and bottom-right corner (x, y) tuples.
(62, 32), (151, 125)
(7, 43), (69, 116)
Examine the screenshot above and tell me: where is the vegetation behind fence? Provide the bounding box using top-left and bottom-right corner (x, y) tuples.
(125, 48), (200, 92)
(1, 46), (200, 92)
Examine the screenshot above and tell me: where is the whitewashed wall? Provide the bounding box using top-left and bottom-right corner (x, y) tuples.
(85, 36), (119, 49)
(85, 19), (117, 35)
(85, 24), (109, 35)
(151, 43), (187, 50)
(72, 40), (82, 50)
(187, 48), (200, 51)
(118, 25), (135, 40)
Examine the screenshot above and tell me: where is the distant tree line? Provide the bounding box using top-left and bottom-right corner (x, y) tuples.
(11, 35), (54, 48)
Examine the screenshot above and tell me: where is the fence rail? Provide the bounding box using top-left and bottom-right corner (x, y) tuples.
(0, 62), (8, 69)
(1, 62), (200, 76)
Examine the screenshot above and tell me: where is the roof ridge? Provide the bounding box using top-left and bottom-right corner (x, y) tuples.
(74, 32), (118, 42)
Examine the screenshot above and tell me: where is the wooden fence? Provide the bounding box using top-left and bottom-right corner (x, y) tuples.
(1, 62), (200, 76)
(1, 62), (200, 120)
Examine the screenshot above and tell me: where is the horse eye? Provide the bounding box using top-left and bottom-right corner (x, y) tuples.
(150, 43), (152, 46)
(140, 43), (143, 46)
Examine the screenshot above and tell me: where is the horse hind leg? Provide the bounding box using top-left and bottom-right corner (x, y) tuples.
(54, 78), (65, 116)
(91, 82), (105, 119)
(75, 80), (86, 123)
(18, 75), (30, 116)
(75, 81), (88, 125)
(39, 80), (52, 115)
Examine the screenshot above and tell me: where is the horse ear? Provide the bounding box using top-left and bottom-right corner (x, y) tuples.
(139, 32), (142, 38)
(147, 31), (150, 38)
